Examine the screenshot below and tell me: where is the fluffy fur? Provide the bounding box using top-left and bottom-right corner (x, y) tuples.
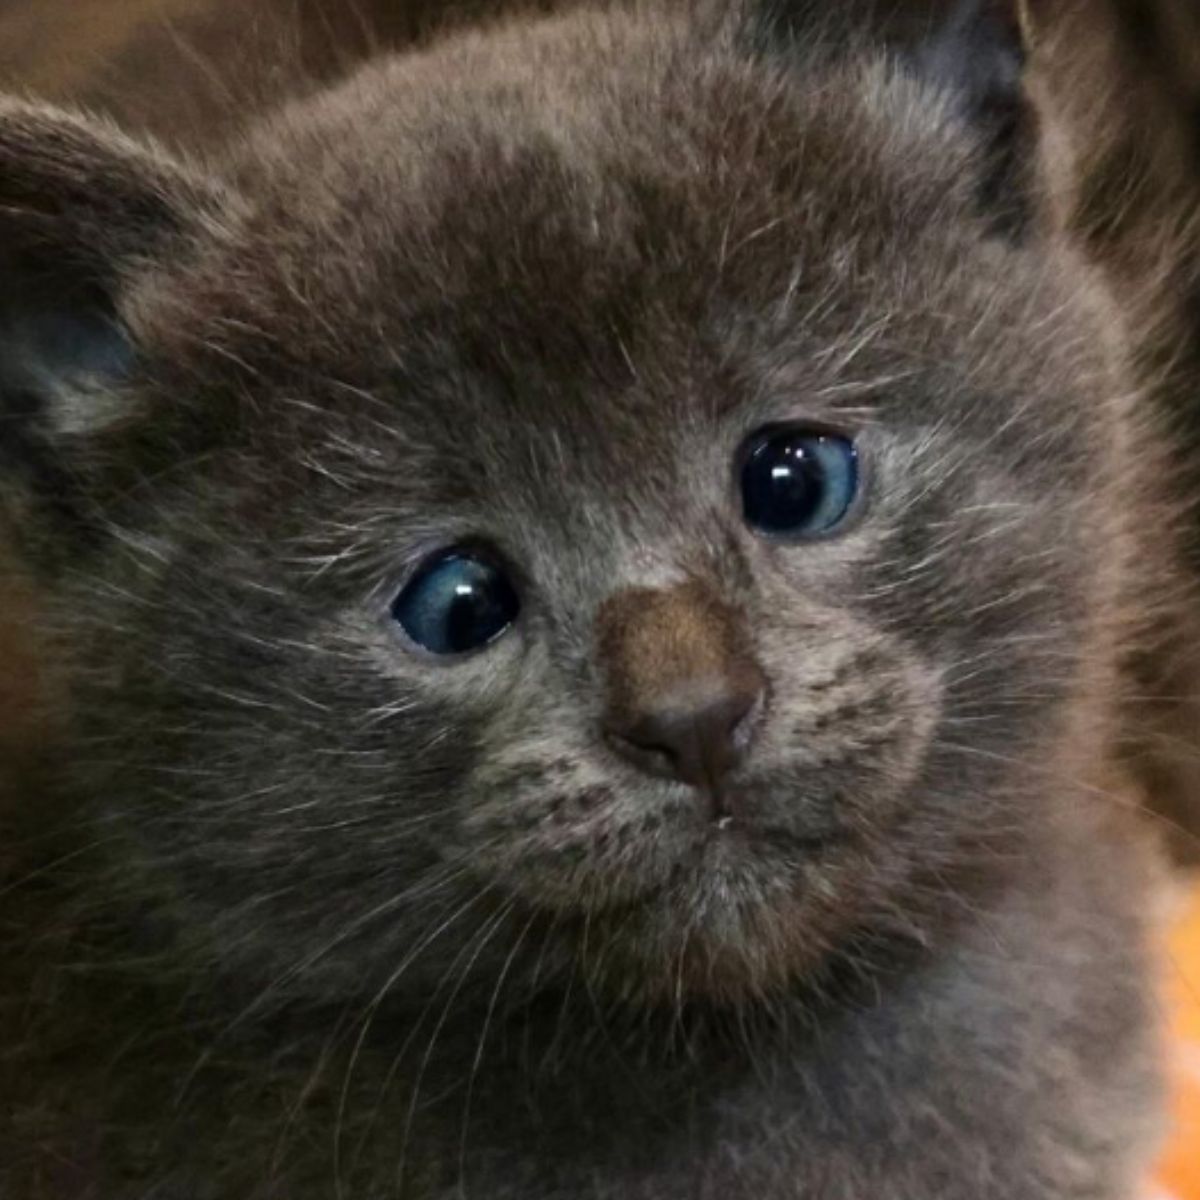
(0, 1), (1186, 1196)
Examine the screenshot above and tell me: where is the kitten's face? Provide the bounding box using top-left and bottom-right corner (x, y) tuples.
(45, 15), (1109, 1005)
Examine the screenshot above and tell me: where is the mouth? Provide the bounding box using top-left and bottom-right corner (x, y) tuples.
(690, 781), (851, 853)
(664, 812), (854, 902)
(470, 772), (856, 927)
(686, 810), (848, 863)
(476, 788), (866, 1005)
(590, 797), (856, 930)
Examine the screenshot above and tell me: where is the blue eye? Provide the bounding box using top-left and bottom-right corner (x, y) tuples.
(391, 552), (520, 655)
(740, 427), (859, 537)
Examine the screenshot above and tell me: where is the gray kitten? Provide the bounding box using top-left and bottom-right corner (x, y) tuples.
(0, 1), (1184, 1196)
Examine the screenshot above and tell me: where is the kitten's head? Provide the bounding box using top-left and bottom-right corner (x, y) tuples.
(2, 2), (1124, 1006)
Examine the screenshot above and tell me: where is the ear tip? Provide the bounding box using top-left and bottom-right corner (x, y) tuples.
(0, 96), (228, 405)
(0, 95), (128, 153)
(0, 94), (232, 261)
(967, 0), (1040, 60)
(0, 94), (215, 202)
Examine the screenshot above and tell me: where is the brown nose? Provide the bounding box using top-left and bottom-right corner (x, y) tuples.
(606, 678), (762, 788)
(595, 581), (766, 791)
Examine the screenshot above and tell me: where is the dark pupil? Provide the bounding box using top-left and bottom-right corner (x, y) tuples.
(443, 569), (512, 652)
(742, 436), (826, 532)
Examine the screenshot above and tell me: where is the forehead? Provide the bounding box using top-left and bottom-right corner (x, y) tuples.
(166, 16), (1092, 517)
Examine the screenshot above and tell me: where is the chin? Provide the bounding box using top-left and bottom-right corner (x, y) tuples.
(562, 831), (872, 1009)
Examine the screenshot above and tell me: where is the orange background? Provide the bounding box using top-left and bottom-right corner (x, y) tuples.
(1156, 884), (1200, 1199)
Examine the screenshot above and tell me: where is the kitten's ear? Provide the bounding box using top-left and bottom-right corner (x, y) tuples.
(0, 100), (222, 455)
(907, 0), (1036, 233)
(755, 0), (1039, 236)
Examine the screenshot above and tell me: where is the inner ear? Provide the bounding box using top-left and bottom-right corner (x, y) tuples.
(752, 0), (1036, 238)
(908, 0), (1034, 236)
(0, 99), (224, 446)
(0, 100), (232, 562)
(0, 287), (134, 438)
(0, 282), (136, 553)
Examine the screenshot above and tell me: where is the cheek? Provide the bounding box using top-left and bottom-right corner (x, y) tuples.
(453, 707), (636, 904)
(755, 606), (943, 799)
(97, 611), (484, 870)
(861, 456), (1092, 652)
(844, 463), (1097, 760)
(868, 538), (1088, 757)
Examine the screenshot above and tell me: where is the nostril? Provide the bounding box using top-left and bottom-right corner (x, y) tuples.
(603, 727), (680, 778)
(722, 691), (753, 734)
(603, 674), (766, 789)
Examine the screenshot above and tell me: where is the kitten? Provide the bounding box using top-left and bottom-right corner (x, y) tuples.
(0, 1), (1182, 1196)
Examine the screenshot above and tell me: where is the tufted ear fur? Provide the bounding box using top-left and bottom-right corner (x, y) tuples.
(754, 0), (1037, 236)
(0, 99), (231, 560)
(910, 0), (1034, 230)
(0, 100), (224, 462)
